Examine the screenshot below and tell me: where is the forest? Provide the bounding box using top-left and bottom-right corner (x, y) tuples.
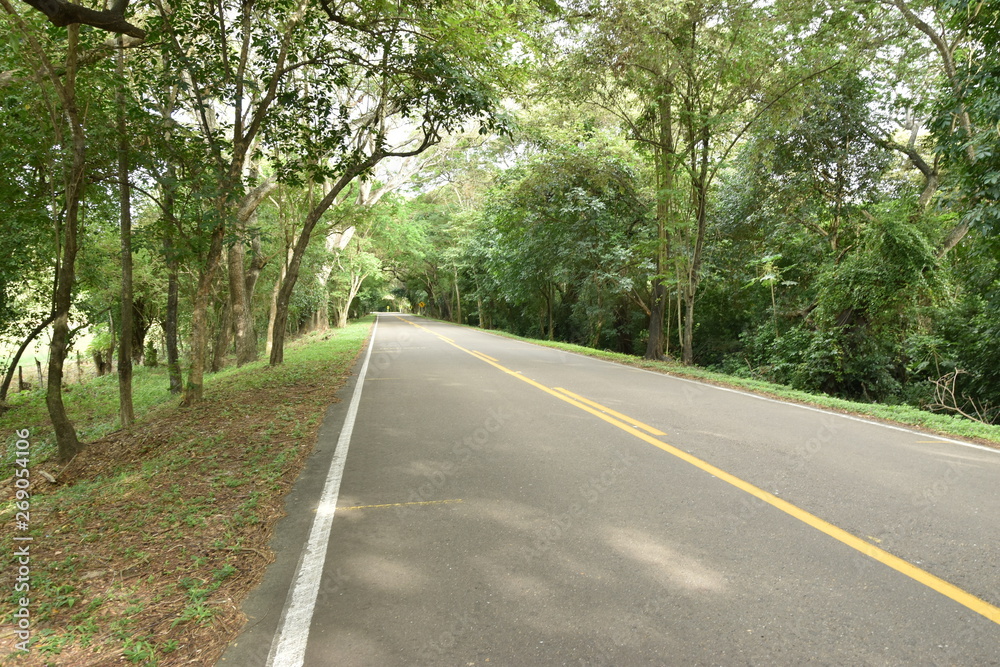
(2, 0), (999, 469)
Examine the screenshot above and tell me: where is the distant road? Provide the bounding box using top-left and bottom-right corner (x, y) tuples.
(223, 313), (1000, 666)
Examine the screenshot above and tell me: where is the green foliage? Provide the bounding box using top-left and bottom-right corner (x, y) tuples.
(932, 0), (1000, 235)
(813, 212), (941, 330)
(469, 137), (651, 347)
(488, 327), (1000, 442)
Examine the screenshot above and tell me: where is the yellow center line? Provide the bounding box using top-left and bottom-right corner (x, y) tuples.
(473, 351), (499, 362)
(554, 387), (667, 436)
(390, 315), (1000, 626)
(339, 499), (463, 511)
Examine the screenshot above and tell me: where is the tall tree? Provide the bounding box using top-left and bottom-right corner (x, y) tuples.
(1, 2), (91, 461)
(563, 0), (843, 363)
(266, 0), (541, 364)
(149, 0), (313, 404)
(115, 33), (134, 426)
(928, 0), (1000, 241)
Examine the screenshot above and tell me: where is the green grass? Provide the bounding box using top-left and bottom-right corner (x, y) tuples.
(0, 319), (374, 666)
(0, 363), (180, 479)
(1, 330), (97, 373)
(479, 329), (1000, 447)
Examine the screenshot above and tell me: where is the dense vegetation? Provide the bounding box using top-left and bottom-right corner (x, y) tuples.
(1, 0), (999, 479)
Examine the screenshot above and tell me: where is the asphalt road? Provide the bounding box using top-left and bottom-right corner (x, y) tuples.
(221, 314), (1000, 666)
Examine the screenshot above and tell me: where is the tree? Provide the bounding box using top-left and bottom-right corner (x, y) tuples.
(870, 0), (993, 253)
(0, 21), (57, 404)
(19, 0), (145, 38)
(266, 0), (542, 364)
(2, 2), (92, 461)
(115, 33), (134, 426)
(562, 0), (842, 363)
(471, 139), (650, 347)
(929, 0), (1000, 240)
(147, 0), (316, 404)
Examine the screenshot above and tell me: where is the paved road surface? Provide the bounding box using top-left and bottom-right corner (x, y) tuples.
(222, 314), (1000, 666)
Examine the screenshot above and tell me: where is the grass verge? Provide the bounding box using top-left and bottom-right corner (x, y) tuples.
(0, 319), (373, 666)
(479, 329), (1000, 448)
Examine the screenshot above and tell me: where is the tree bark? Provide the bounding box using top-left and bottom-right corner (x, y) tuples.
(211, 288), (233, 373)
(644, 87), (674, 361)
(453, 268), (462, 325)
(181, 224), (225, 406)
(336, 272), (367, 328)
(937, 220), (970, 258)
(165, 263), (182, 390)
(163, 180), (182, 394)
(266, 254), (288, 356)
(226, 242), (254, 365)
(316, 266), (331, 331)
(21, 0), (146, 38)
(116, 33), (134, 427)
(646, 279), (667, 360)
(229, 176), (275, 365)
(246, 231), (266, 307)
(679, 129), (711, 366)
(46, 23), (84, 463)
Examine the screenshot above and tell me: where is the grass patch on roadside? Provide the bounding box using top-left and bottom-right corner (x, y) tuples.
(480, 329), (1000, 448)
(0, 319), (373, 666)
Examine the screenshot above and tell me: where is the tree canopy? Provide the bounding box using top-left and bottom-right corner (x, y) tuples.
(2, 0), (999, 464)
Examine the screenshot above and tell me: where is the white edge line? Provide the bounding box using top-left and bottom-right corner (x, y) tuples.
(472, 328), (1000, 456)
(266, 318), (379, 667)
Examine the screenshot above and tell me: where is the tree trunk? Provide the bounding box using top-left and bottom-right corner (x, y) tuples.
(336, 273), (366, 328)
(266, 256), (287, 356)
(937, 220), (969, 259)
(679, 134), (711, 366)
(246, 232), (265, 306)
(164, 217), (183, 394)
(227, 241), (256, 365)
(47, 24), (84, 463)
(158, 66), (183, 393)
(453, 268), (462, 324)
(547, 284), (554, 340)
(645, 280), (667, 360)
(270, 162), (372, 365)
(130, 299), (149, 364)
(316, 269), (331, 331)
(116, 34), (134, 427)
(182, 224), (225, 406)
(644, 86), (674, 361)
(229, 177), (274, 365)
(211, 289), (233, 372)
(0, 312), (56, 404)
(681, 288), (696, 365)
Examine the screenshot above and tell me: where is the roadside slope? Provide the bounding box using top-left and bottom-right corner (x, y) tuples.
(0, 320), (372, 666)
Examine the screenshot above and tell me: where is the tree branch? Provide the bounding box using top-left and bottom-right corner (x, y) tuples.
(20, 0), (145, 38)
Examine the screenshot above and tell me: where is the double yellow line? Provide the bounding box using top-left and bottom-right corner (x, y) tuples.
(394, 317), (1000, 626)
